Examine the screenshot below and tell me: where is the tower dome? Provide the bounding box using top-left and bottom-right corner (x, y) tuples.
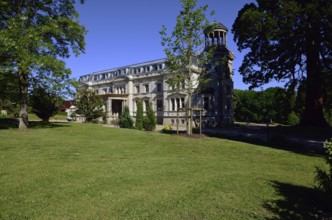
(204, 22), (228, 47)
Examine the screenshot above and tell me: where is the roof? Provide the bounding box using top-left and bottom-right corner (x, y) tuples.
(204, 22), (228, 35)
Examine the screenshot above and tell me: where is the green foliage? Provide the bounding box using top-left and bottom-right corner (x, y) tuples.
(75, 90), (104, 123)
(164, 123), (173, 131)
(232, 0), (331, 127)
(234, 87), (298, 124)
(0, 0), (86, 129)
(287, 111), (300, 126)
(143, 101), (156, 131)
(315, 139), (332, 194)
(160, 0), (215, 134)
(135, 99), (143, 130)
(119, 106), (134, 129)
(30, 86), (63, 122)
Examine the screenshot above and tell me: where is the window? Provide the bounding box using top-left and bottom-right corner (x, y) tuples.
(144, 100), (149, 111)
(157, 83), (162, 92)
(157, 100), (163, 111)
(135, 85), (140, 94)
(181, 98), (185, 108)
(144, 84), (149, 93)
(171, 99), (175, 111)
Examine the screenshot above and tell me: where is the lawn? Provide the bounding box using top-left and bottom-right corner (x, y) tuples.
(0, 123), (330, 219)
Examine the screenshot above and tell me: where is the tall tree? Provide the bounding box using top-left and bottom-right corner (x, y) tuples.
(160, 0), (214, 134)
(0, 0), (86, 129)
(232, 0), (331, 127)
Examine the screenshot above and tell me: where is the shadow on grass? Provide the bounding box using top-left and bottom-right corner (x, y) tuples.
(203, 127), (327, 156)
(264, 181), (332, 220)
(0, 118), (69, 129)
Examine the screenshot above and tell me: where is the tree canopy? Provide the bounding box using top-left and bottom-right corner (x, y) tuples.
(160, 0), (214, 134)
(232, 0), (332, 127)
(0, 0), (86, 129)
(30, 86), (63, 122)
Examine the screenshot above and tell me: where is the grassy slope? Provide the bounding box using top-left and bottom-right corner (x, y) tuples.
(0, 123), (327, 219)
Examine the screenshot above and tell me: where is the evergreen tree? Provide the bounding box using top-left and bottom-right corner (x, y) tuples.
(143, 101), (156, 131)
(75, 90), (104, 123)
(119, 106), (133, 129)
(135, 99), (143, 130)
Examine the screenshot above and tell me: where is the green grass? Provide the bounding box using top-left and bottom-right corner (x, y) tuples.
(28, 113), (68, 121)
(0, 123), (329, 219)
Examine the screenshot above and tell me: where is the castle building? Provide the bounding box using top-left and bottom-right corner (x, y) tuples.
(78, 22), (234, 127)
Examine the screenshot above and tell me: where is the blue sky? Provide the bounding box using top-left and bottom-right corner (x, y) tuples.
(65, 0), (268, 90)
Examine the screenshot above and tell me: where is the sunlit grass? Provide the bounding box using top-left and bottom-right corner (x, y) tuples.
(0, 123), (327, 219)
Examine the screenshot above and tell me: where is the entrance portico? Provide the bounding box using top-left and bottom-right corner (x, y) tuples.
(103, 94), (128, 124)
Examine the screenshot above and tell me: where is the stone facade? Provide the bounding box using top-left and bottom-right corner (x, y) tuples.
(78, 22), (234, 127)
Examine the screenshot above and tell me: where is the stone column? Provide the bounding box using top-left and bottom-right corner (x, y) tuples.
(128, 77), (133, 116)
(106, 97), (112, 124)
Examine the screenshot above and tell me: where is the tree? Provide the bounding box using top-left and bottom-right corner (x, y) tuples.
(30, 86), (63, 122)
(0, 0), (86, 129)
(232, 0), (331, 127)
(135, 99), (143, 130)
(233, 88), (297, 124)
(75, 90), (104, 123)
(143, 101), (156, 131)
(160, 0), (214, 134)
(0, 72), (19, 116)
(119, 106), (134, 129)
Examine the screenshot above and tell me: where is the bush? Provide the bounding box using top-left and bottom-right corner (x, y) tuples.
(119, 106), (133, 129)
(315, 138), (332, 194)
(161, 123), (173, 133)
(143, 101), (156, 131)
(135, 99), (143, 130)
(287, 111), (300, 126)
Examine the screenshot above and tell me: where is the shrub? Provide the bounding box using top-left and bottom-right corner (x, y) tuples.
(287, 111), (300, 126)
(161, 123), (173, 133)
(135, 99), (143, 130)
(143, 101), (156, 131)
(315, 138), (332, 194)
(75, 90), (104, 123)
(119, 106), (133, 129)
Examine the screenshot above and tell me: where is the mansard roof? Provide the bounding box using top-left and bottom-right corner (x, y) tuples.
(80, 58), (166, 77)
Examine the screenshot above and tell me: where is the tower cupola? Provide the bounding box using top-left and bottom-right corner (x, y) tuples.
(204, 22), (228, 47)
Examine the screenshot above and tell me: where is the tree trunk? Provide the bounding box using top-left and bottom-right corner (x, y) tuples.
(300, 33), (329, 127)
(187, 93), (192, 135)
(18, 69), (29, 130)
